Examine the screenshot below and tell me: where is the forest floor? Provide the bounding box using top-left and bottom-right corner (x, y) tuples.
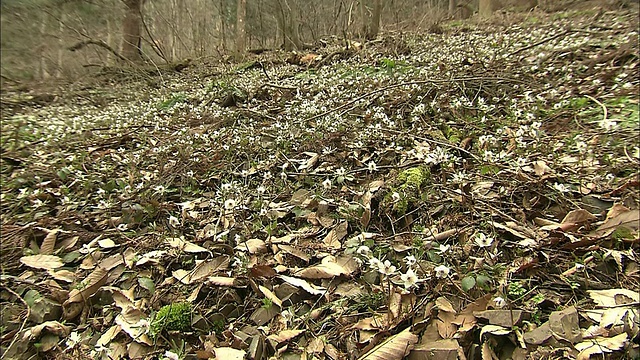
(1, 5), (639, 360)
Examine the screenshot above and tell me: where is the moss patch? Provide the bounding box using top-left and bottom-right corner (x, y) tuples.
(150, 302), (193, 338)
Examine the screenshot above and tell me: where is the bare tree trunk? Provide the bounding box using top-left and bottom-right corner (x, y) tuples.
(448, 0), (456, 16)
(276, 0), (303, 50)
(366, 0), (381, 40)
(359, 0), (367, 38)
(121, 0), (143, 62)
(56, 12), (64, 78)
(39, 12), (49, 80)
(236, 0), (246, 56)
(479, 0), (494, 18)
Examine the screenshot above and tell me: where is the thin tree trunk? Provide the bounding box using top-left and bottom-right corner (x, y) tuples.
(56, 12), (64, 78)
(121, 0), (143, 62)
(479, 0), (494, 18)
(448, 0), (456, 16)
(39, 12), (49, 80)
(236, 0), (246, 56)
(366, 0), (381, 40)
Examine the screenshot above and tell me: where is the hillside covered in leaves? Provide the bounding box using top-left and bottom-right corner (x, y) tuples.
(1, 6), (639, 360)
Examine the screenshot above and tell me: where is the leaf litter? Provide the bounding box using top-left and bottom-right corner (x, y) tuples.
(1, 6), (639, 360)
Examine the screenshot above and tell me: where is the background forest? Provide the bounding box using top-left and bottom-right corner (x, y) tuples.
(3, 0), (565, 81)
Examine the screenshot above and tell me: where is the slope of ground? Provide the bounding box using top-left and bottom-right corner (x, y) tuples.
(1, 6), (639, 360)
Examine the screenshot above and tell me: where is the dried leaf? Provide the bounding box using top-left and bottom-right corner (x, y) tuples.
(358, 327), (417, 360)
(267, 329), (305, 346)
(20, 254), (64, 270)
(40, 229), (60, 255)
(279, 275), (326, 295)
(212, 347), (246, 360)
(65, 267), (108, 304)
(575, 333), (628, 360)
(167, 237), (209, 253)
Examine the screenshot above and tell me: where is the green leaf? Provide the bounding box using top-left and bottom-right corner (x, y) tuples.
(476, 274), (492, 290)
(138, 277), (156, 296)
(461, 276), (476, 292)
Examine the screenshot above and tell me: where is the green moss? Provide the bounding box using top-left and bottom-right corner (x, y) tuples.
(150, 302), (192, 338)
(397, 167), (430, 190)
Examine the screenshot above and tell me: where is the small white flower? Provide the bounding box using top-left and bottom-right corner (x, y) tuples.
(116, 223), (128, 231)
(163, 351), (180, 360)
(437, 244), (450, 254)
(221, 182), (232, 192)
(553, 182), (570, 193)
(434, 265), (450, 278)
(336, 167), (346, 176)
(280, 171), (287, 180)
(367, 161), (378, 172)
(263, 171), (272, 180)
(475, 233), (494, 248)
(257, 185), (266, 195)
(378, 260), (396, 276)
(168, 215), (180, 227)
(369, 257), (382, 270)
(356, 245), (371, 257)
(391, 192), (401, 202)
(493, 297), (507, 308)
(241, 170), (249, 177)
(599, 118), (618, 131)
(65, 331), (81, 349)
(400, 268), (419, 289)
(404, 255), (417, 266)
(224, 198), (237, 210)
(322, 178), (332, 189)
(575, 263), (585, 272)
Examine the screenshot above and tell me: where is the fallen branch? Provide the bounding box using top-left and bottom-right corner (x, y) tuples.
(68, 39), (128, 62)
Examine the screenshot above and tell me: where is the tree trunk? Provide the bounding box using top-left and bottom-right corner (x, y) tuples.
(448, 0), (456, 16)
(276, 0), (302, 50)
(39, 12), (49, 80)
(366, 0), (381, 40)
(236, 0), (246, 56)
(121, 0), (143, 62)
(479, 0), (494, 18)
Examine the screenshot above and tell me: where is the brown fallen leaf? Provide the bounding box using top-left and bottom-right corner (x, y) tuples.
(359, 327), (418, 360)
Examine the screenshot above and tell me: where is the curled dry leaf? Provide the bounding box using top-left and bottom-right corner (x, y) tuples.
(358, 327), (418, 360)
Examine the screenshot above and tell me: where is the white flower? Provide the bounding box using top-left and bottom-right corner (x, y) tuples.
(437, 244), (450, 254)
(553, 182), (570, 193)
(452, 171), (466, 183)
(280, 171), (287, 180)
(357, 245), (371, 257)
(322, 178), (332, 189)
(369, 257), (382, 270)
(336, 167), (347, 176)
(163, 351), (180, 360)
(599, 118), (618, 131)
(224, 199), (237, 210)
(367, 161), (378, 171)
(241, 170), (249, 177)
(404, 255), (417, 266)
(257, 185), (266, 195)
(65, 331), (81, 349)
(493, 297), (507, 308)
(475, 233), (494, 248)
(116, 223), (128, 231)
(168, 215), (180, 227)
(434, 265), (450, 278)
(401, 268), (419, 289)
(263, 171), (272, 180)
(221, 182), (232, 192)
(391, 192), (401, 202)
(378, 260), (397, 276)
